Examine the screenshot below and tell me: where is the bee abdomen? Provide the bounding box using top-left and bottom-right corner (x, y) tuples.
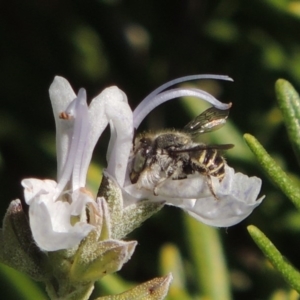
(208, 155), (226, 180)
(193, 150), (226, 181)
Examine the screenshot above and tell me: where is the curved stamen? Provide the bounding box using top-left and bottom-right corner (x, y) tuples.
(141, 74), (232, 105)
(71, 89), (90, 190)
(106, 121), (116, 163)
(133, 87), (231, 129)
(133, 74), (232, 122)
(55, 89), (89, 197)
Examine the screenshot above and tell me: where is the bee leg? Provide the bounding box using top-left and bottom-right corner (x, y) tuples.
(172, 174), (187, 180)
(153, 186), (159, 196)
(191, 161), (219, 200)
(153, 178), (167, 196)
(206, 175), (219, 200)
(153, 172), (187, 196)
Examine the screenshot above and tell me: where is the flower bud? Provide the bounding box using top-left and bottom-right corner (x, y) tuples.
(0, 200), (49, 281)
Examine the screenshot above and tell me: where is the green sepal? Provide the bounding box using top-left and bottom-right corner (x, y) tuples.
(113, 200), (164, 240)
(71, 230), (137, 283)
(275, 79), (300, 163)
(45, 278), (94, 300)
(0, 200), (50, 281)
(94, 273), (173, 300)
(43, 240), (101, 299)
(88, 198), (112, 242)
(98, 173), (164, 239)
(244, 134), (300, 211)
(248, 225), (300, 293)
(98, 174), (123, 232)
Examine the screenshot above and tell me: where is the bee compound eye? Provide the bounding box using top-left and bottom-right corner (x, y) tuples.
(130, 150), (148, 183)
(132, 150), (147, 173)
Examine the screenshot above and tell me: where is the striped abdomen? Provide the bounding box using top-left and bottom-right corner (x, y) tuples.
(193, 149), (226, 181)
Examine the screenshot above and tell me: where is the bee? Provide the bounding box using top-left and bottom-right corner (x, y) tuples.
(129, 106), (234, 198)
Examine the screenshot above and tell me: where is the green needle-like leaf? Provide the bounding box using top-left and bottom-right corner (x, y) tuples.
(248, 225), (300, 293)
(159, 244), (192, 300)
(184, 215), (232, 300)
(0, 263), (48, 300)
(275, 79), (300, 163)
(244, 133), (300, 211)
(95, 274), (132, 296)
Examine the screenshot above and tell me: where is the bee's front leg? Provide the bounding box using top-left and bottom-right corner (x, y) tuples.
(153, 178), (167, 196)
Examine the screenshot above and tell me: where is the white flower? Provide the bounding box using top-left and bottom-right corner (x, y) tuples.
(23, 74), (264, 253)
(23, 76), (133, 251)
(106, 74), (264, 227)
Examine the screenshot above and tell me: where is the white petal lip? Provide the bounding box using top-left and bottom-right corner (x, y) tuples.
(22, 178), (57, 205)
(153, 175), (220, 199)
(185, 170), (264, 227)
(29, 199), (93, 251)
(22, 178), (94, 251)
(123, 165), (264, 227)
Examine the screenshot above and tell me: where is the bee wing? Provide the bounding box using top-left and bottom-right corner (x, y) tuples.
(170, 143), (234, 153)
(191, 144), (234, 151)
(184, 106), (230, 136)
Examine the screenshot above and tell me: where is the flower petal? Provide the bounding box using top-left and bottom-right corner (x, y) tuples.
(186, 192), (264, 227)
(22, 179), (93, 251)
(123, 165), (263, 227)
(104, 87), (134, 187)
(29, 199), (93, 251)
(167, 166), (263, 227)
(49, 77), (77, 180)
(78, 88), (108, 187)
(22, 178), (57, 205)
(74, 86), (132, 189)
